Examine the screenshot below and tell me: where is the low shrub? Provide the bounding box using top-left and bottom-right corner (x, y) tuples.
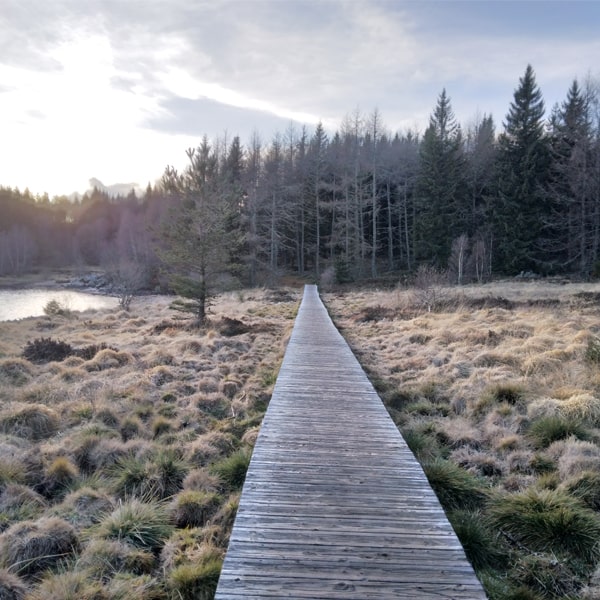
(422, 458), (488, 510)
(0, 516), (79, 577)
(487, 488), (600, 565)
(43, 299), (72, 318)
(95, 499), (173, 552)
(22, 337), (73, 363)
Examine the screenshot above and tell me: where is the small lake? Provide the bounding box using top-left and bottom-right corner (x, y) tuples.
(0, 289), (119, 322)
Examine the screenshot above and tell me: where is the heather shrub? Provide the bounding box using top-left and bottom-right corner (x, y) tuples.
(0, 516), (79, 577)
(0, 569), (27, 600)
(0, 404), (59, 440)
(95, 499), (173, 552)
(487, 488), (600, 565)
(22, 337), (73, 363)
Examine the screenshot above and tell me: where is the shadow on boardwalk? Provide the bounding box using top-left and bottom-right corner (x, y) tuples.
(216, 284), (487, 599)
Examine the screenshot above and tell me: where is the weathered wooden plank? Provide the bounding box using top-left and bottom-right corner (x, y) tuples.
(215, 285), (487, 599)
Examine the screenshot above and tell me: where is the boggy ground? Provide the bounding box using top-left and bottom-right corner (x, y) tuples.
(324, 280), (600, 600)
(0, 288), (299, 600)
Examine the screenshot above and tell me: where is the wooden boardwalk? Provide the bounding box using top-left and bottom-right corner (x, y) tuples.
(215, 285), (487, 599)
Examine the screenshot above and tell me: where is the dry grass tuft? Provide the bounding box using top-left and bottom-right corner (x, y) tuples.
(0, 516), (79, 577)
(0, 404), (59, 440)
(0, 358), (34, 386)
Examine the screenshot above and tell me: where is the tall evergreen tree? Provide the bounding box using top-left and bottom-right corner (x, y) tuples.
(415, 89), (466, 265)
(545, 80), (597, 275)
(494, 64), (549, 273)
(158, 139), (240, 324)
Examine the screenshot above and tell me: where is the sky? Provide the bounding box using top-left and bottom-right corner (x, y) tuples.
(1, 0), (599, 198)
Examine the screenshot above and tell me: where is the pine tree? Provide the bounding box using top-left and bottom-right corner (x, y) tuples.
(494, 65), (549, 274)
(158, 138), (241, 324)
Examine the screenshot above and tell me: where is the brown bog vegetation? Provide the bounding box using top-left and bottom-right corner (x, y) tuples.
(0, 289), (299, 600)
(325, 280), (600, 600)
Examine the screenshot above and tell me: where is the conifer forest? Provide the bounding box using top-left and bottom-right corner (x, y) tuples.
(2, 66), (600, 288)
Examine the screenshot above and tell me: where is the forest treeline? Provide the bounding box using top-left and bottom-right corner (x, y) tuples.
(2, 65), (600, 288)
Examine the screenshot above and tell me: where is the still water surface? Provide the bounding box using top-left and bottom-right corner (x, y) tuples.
(0, 289), (118, 322)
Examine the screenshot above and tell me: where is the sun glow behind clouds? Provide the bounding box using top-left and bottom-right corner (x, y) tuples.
(0, 33), (182, 196)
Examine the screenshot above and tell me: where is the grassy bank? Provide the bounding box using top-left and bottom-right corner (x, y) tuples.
(325, 280), (600, 600)
(0, 289), (299, 599)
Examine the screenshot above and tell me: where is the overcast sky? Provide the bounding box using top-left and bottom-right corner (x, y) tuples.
(1, 0), (599, 197)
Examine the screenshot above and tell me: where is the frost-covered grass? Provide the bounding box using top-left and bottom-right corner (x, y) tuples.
(0, 287), (298, 599)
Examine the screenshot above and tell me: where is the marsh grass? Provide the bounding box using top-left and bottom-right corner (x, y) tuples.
(487, 488), (600, 565)
(209, 450), (251, 491)
(95, 499), (173, 552)
(324, 280), (600, 599)
(0, 287), (298, 597)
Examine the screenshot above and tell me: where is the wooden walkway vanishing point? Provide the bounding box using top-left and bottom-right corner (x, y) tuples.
(215, 285), (487, 599)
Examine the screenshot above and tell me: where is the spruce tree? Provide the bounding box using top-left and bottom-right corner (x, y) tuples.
(545, 80), (596, 275)
(415, 89), (466, 265)
(494, 65), (549, 274)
